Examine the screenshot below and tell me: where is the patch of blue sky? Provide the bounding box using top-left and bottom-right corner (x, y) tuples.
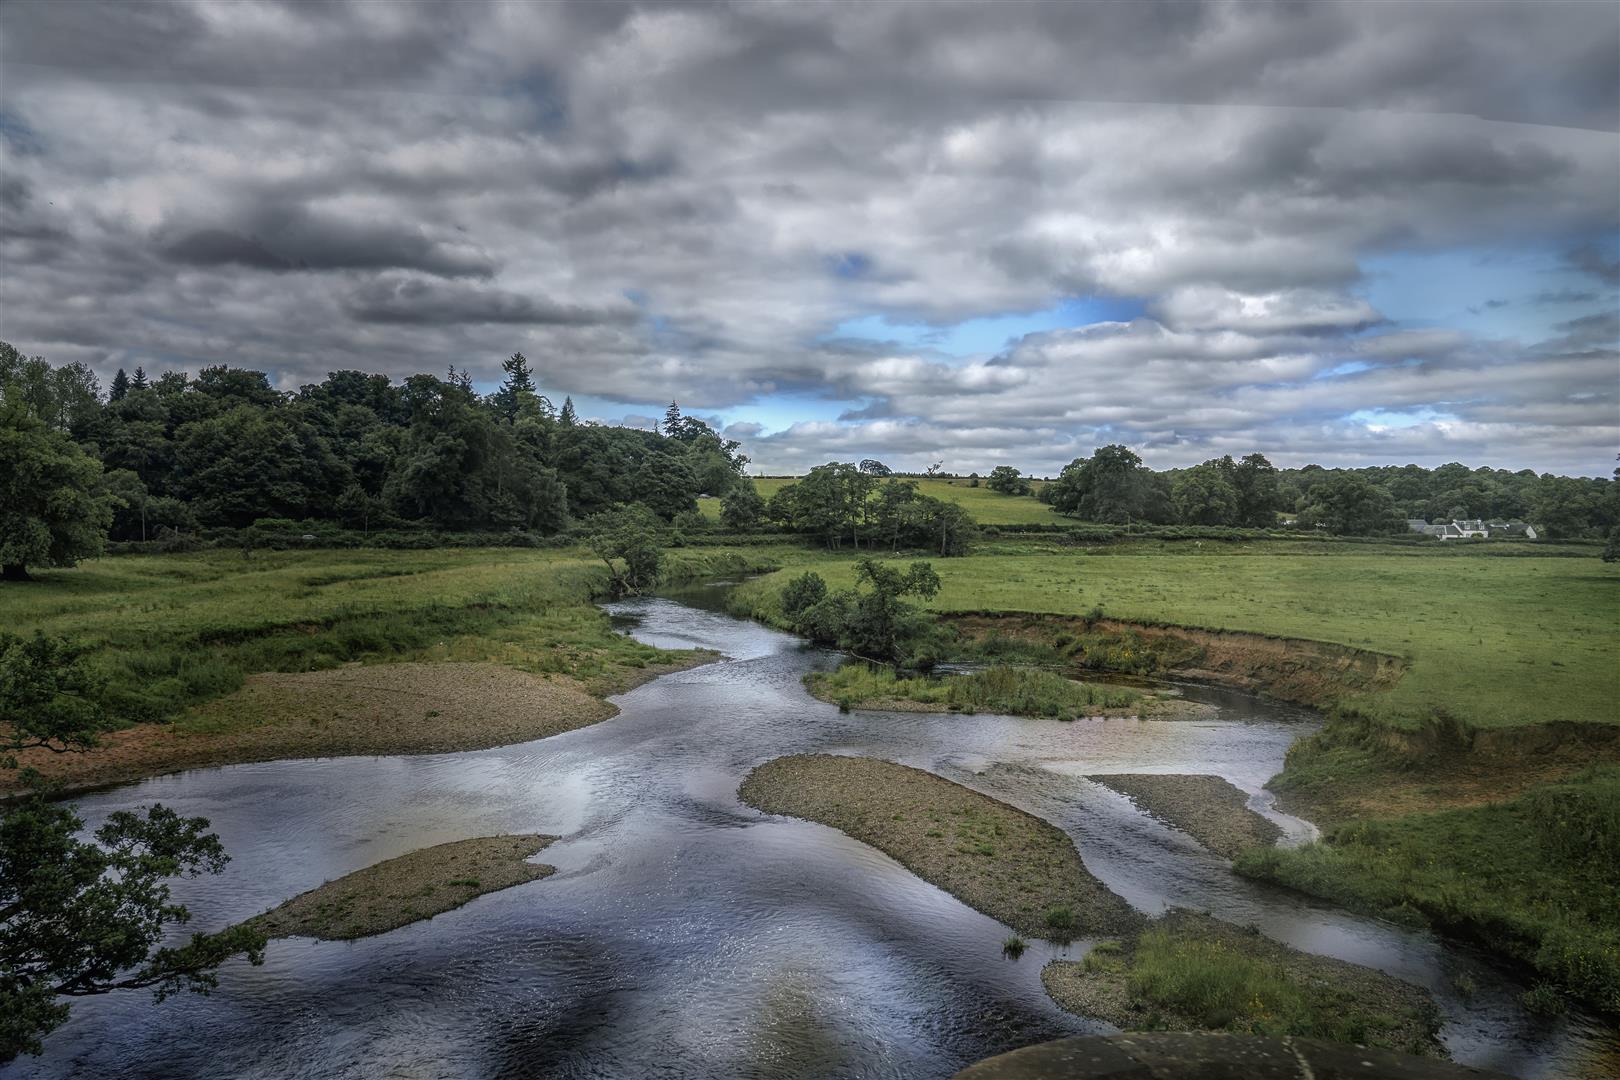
(1346, 407), (1455, 430)
(736, 390), (854, 433)
(550, 389), (856, 437)
(1315, 360), (1375, 379)
(1358, 242), (1613, 344)
(822, 296), (1145, 359)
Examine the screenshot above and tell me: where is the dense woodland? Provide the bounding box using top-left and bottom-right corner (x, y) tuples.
(2, 341), (1616, 579)
(1, 343), (747, 551)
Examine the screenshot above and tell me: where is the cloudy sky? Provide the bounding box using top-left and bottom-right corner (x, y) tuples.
(3, 1), (1617, 475)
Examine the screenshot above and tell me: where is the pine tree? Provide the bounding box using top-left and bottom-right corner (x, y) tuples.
(491, 352), (540, 422)
(559, 396), (577, 426)
(501, 352), (536, 395)
(108, 368), (129, 402)
(131, 366), (148, 392)
(662, 400), (682, 436)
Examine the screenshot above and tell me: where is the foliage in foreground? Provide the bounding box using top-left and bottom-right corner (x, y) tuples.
(807, 662), (1140, 719)
(1, 633), (265, 1062)
(1236, 768), (1620, 1016)
(0, 793), (267, 1061)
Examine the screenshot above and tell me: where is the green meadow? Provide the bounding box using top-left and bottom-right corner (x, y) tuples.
(732, 546), (1620, 732)
(0, 546), (782, 726)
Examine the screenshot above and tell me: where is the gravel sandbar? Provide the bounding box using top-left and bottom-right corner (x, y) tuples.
(252, 834), (557, 940)
(7, 657), (705, 795)
(740, 753), (1140, 939)
(1089, 773), (1282, 859)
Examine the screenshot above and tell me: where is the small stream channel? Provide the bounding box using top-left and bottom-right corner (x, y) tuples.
(10, 582), (1615, 1078)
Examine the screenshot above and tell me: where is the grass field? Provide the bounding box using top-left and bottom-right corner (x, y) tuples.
(732, 548), (1620, 732)
(0, 546), (783, 727)
(699, 475), (1069, 525)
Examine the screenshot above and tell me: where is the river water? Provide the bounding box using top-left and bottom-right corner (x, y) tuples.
(11, 584), (1614, 1079)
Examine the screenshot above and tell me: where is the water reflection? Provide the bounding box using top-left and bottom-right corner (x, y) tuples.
(12, 588), (1610, 1079)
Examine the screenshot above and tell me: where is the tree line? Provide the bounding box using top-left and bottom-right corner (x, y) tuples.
(1022, 444), (1615, 538)
(1, 342), (749, 577)
(719, 462), (976, 555)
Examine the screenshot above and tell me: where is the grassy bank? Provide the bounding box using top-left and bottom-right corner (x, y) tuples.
(1237, 768), (1620, 1017)
(252, 835), (556, 940)
(803, 663), (1186, 720)
(730, 547), (1618, 734)
(1042, 910), (1441, 1055)
(739, 754), (1140, 939)
(1089, 775), (1282, 860)
(1, 545), (784, 792)
(3, 546), (780, 720)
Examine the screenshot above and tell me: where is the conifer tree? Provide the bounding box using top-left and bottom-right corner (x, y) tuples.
(108, 368), (129, 402)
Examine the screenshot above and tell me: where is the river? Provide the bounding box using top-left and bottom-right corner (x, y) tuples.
(11, 583), (1613, 1078)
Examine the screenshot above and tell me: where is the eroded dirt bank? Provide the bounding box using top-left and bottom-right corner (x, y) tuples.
(944, 613), (1405, 709)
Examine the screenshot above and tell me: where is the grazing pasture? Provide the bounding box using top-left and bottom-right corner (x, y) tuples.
(733, 547), (1620, 732)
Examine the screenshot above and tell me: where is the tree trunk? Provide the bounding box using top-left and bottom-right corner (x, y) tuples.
(2, 563), (31, 582)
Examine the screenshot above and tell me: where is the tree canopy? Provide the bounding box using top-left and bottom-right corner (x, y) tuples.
(0, 632), (264, 1062)
(0, 408), (114, 580)
(0, 343), (751, 547)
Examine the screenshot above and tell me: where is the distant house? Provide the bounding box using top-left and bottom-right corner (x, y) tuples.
(1488, 521), (1538, 540)
(1435, 518), (1491, 540)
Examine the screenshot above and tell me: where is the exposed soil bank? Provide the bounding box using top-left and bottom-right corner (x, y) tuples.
(944, 613), (1405, 710)
(739, 754), (1141, 939)
(1041, 911), (1443, 1058)
(5, 655), (711, 797)
(802, 672), (1211, 722)
(251, 835), (556, 940)
(1088, 774), (1281, 860)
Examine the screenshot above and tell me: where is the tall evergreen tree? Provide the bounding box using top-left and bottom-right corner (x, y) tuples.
(130, 366), (148, 392)
(501, 353), (536, 395)
(559, 396), (577, 426)
(491, 352), (543, 422)
(662, 400), (681, 436)
(108, 369), (129, 402)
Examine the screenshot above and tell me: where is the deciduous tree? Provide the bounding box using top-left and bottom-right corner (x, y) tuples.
(0, 409), (114, 581)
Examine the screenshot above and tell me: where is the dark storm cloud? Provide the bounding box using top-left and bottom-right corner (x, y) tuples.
(161, 206), (495, 277)
(343, 276), (636, 326)
(1, 0), (1616, 473)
